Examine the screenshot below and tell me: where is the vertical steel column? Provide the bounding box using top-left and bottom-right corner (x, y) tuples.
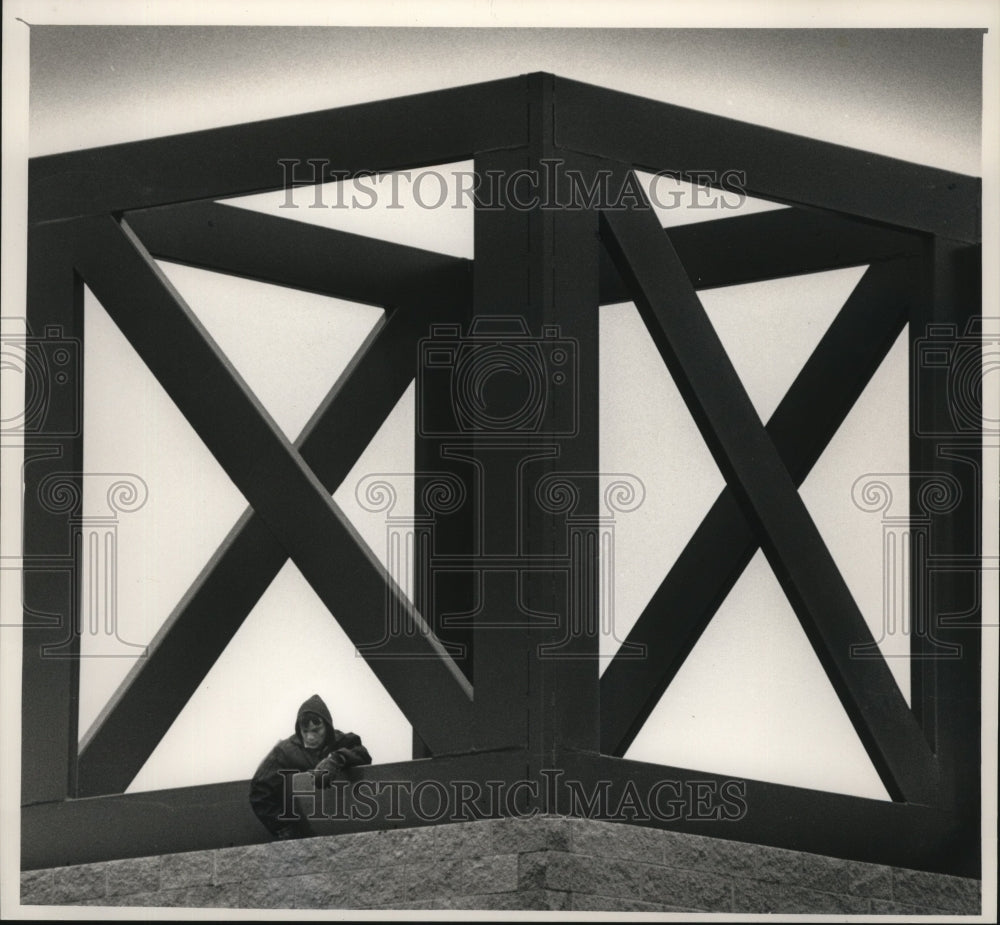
(22, 223), (84, 803)
(469, 75), (601, 760)
(414, 75), (601, 761)
(910, 238), (982, 828)
(414, 308), (476, 701)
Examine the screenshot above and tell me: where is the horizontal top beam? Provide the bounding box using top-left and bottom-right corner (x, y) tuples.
(30, 75), (529, 224)
(31, 72), (979, 243)
(552, 76), (980, 242)
(22, 751), (975, 876)
(125, 200), (471, 307)
(598, 207), (924, 299)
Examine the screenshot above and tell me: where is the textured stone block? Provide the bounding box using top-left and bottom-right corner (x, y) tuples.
(780, 852), (892, 899)
(376, 898), (445, 910)
(380, 820), (492, 865)
(405, 857), (465, 900)
(250, 838), (325, 877)
(658, 831), (894, 900)
(336, 865), (408, 907)
(660, 830), (761, 879)
(871, 898), (951, 915)
(20, 869), (55, 905)
(238, 875), (292, 909)
(238, 866), (403, 910)
(239, 872), (339, 909)
(106, 856), (161, 897)
(316, 830), (383, 868)
(731, 843), (893, 899)
(277, 831), (382, 874)
(248, 833), (380, 878)
(150, 884), (242, 908)
(642, 864), (732, 911)
(66, 896), (153, 908)
(733, 880), (870, 914)
(491, 814), (572, 854)
(376, 889), (570, 911)
(213, 843), (270, 884)
(517, 851), (560, 891)
(442, 889), (571, 911)
(568, 817), (666, 865)
(892, 868), (980, 914)
(404, 855), (515, 902)
(569, 892), (698, 913)
(159, 850), (214, 890)
(20, 817), (983, 916)
(51, 862), (107, 902)
(519, 851), (645, 900)
(465, 854), (519, 894)
(842, 860), (894, 899)
(663, 832), (772, 879)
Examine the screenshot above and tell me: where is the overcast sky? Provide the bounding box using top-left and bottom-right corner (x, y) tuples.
(30, 26), (983, 173)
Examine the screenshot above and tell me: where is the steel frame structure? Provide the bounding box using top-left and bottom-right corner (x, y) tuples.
(21, 74), (982, 876)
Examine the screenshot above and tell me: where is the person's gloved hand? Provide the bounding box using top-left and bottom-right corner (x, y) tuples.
(313, 753), (345, 783)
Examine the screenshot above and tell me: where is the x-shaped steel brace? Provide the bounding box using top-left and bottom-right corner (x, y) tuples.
(601, 256), (914, 753)
(598, 174), (938, 805)
(67, 213), (475, 795)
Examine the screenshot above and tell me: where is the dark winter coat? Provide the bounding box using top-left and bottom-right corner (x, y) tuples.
(249, 694), (371, 836)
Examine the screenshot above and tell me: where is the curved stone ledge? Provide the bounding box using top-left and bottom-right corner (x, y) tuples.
(20, 815), (982, 914)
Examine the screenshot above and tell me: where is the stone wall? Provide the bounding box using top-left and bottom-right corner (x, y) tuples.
(20, 815), (981, 914)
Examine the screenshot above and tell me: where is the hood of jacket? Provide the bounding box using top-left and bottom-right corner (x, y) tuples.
(294, 693), (334, 740)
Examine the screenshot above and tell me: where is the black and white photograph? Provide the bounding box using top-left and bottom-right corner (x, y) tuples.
(2, 0), (997, 919)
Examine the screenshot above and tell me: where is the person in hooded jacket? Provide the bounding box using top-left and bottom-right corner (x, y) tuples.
(249, 693), (371, 838)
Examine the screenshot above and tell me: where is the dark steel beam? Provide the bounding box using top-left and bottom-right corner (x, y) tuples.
(125, 200), (471, 306)
(457, 77), (601, 756)
(68, 214), (474, 759)
(599, 182), (938, 805)
(21, 222), (84, 804)
(22, 749), (974, 877)
(601, 257), (914, 756)
(78, 286), (466, 796)
(555, 76), (980, 243)
(30, 76), (528, 224)
(555, 750), (978, 878)
(129, 199), (913, 331)
(598, 208), (924, 302)
(909, 239), (982, 822)
(23, 750), (529, 870)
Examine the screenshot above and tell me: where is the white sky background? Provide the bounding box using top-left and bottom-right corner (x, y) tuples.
(3, 8), (993, 811)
